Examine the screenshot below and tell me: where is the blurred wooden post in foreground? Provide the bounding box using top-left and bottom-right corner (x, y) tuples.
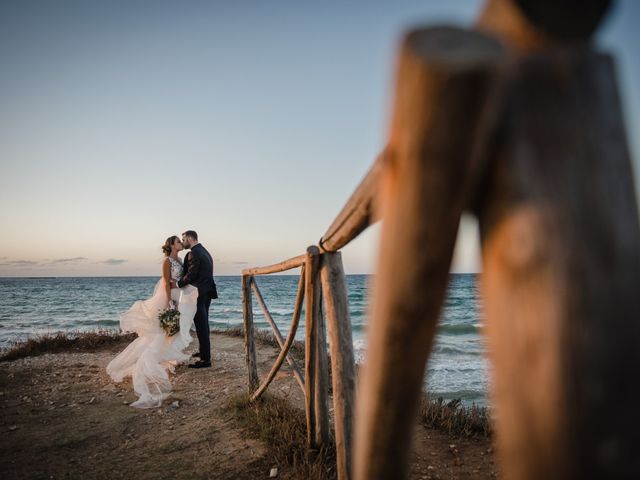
(353, 26), (506, 479)
(478, 45), (640, 480)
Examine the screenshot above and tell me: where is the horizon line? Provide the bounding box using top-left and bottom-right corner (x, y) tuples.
(0, 272), (481, 279)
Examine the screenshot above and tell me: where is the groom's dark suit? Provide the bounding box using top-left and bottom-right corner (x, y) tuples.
(177, 243), (217, 363)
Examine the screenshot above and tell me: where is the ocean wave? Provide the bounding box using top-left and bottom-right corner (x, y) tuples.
(353, 338), (367, 350)
(425, 389), (486, 404)
(437, 323), (481, 335)
(433, 345), (481, 356)
(221, 308), (244, 314)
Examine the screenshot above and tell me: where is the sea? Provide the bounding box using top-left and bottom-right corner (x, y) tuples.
(0, 274), (488, 405)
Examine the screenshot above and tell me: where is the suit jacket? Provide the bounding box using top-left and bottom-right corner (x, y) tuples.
(177, 243), (218, 299)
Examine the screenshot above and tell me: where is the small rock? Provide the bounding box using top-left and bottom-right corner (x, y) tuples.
(427, 465), (434, 470)
(8, 425), (17, 431)
(122, 401), (128, 405)
(89, 397), (96, 404)
(170, 401), (180, 409)
(269, 467), (278, 477)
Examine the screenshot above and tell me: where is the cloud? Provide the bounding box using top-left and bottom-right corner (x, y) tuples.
(50, 256), (87, 264)
(41, 256), (88, 266)
(98, 258), (128, 266)
(0, 260), (40, 267)
(0, 257), (89, 267)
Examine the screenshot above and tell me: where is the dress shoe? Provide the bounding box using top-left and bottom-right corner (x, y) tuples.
(191, 352), (201, 358)
(188, 360), (211, 369)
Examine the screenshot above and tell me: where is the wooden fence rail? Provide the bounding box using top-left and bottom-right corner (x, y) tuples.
(249, 269), (306, 401)
(251, 276), (305, 392)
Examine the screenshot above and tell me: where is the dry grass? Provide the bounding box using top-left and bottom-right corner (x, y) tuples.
(224, 393), (337, 480)
(419, 396), (492, 439)
(0, 330), (135, 362)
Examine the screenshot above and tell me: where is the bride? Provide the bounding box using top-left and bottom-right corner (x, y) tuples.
(106, 235), (199, 408)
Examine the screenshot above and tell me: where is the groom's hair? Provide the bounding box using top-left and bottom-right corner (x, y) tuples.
(183, 230), (198, 241)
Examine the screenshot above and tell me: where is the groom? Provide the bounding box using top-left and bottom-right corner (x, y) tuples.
(174, 230), (217, 369)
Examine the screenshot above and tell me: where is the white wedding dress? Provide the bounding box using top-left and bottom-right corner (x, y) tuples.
(106, 257), (199, 408)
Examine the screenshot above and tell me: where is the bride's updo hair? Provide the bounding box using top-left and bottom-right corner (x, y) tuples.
(162, 236), (179, 256)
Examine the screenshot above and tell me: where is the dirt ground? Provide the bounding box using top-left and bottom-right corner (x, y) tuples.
(0, 333), (498, 479)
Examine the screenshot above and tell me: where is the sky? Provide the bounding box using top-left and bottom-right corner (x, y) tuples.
(1, 0), (639, 277)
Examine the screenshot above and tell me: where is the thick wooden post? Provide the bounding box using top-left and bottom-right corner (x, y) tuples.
(242, 274), (259, 392)
(321, 252), (356, 480)
(353, 26), (505, 480)
(304, 245), (321, 448)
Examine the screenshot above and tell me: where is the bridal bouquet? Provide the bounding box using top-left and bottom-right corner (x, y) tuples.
(158, 308), (180, 336)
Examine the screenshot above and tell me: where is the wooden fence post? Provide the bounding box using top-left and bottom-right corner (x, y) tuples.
(242, 274), (259, 392)
(321, 252), (356, 480)
(479, 48), (640, 479)
(314, 283), (330, 446)
(304, 246), (320, 448)
(304, 245), (329, 449)
(353, 26), (505, 479)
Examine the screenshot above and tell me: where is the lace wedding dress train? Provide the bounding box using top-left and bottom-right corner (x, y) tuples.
(106, 264), (198, 408)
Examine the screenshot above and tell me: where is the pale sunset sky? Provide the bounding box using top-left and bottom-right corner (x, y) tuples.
(1, 1), (639, 277)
